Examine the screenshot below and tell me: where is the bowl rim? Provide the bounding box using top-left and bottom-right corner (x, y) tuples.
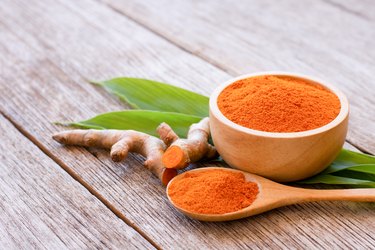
(209, 71), (349, 138)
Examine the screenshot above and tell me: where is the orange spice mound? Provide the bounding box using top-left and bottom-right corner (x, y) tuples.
(168, 169), (259, 214)
(217, 75), (341, 132)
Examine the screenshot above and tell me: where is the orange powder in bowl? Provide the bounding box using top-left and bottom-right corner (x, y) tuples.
(217, 75), (341, 132)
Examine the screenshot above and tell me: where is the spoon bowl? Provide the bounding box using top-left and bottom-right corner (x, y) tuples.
(167, 167), (375, 221)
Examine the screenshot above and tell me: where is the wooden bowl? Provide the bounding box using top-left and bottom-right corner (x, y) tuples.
(209, 72), (349, 182)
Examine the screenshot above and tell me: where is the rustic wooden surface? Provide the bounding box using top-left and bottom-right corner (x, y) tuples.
(102, 0), (375, 155)
(0, 0), (374, 249)
(0, 115), (153, 249)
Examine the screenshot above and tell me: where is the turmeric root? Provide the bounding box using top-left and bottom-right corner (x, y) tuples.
(52, 129), (177, 185)
(157, 117), (217, 170)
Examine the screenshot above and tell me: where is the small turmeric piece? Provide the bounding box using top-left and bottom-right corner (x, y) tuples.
(52, 129), (177, 185)
(157, 117), (217, 170)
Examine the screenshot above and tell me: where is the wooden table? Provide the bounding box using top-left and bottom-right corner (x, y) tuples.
(1, 0), (374, 249)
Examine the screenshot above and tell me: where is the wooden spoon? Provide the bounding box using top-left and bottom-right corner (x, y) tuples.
(166, 167), (375, 221)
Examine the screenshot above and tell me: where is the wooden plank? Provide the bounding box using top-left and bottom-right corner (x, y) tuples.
(102, 0), (375, 154)
(0, 0), (374, 248)
(0, 114), (153, 249)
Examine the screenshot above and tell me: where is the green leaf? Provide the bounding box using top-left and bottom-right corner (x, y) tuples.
(334, 170), (375, 182)
(298, 149), (375, 187)
(322, 149), (375, 174)
(348, 164), (375, 175)
(336, 149), (375, 165)
(298, 174), (375, 186)
(68, 110), (201, 137)
(323, 163), (375, 175)
(93, 78), (209, 117)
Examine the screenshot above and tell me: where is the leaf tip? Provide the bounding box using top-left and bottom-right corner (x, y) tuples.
(88, 80), (103, 86)
(52, 121), (72, 127)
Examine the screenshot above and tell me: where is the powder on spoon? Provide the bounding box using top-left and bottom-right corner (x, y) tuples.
(168, 169), (259, 214)
(217, 75), (341, 132)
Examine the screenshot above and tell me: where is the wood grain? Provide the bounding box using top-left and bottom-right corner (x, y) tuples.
(101, 0), (375, 154)
(325, 0), (375, 21)
(0, 0), (374, 249)
(0, 114), (153, 249)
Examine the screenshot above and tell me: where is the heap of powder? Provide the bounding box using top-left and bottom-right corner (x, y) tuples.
(168, 169), (259, 214)
(217, 75), (341, 132)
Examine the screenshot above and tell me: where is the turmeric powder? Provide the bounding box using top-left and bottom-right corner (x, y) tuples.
(218, 75), (341, 132)
(168, 169), (259, 214)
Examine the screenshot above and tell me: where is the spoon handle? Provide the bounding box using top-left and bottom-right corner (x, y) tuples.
(295, 188), (375, 202)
